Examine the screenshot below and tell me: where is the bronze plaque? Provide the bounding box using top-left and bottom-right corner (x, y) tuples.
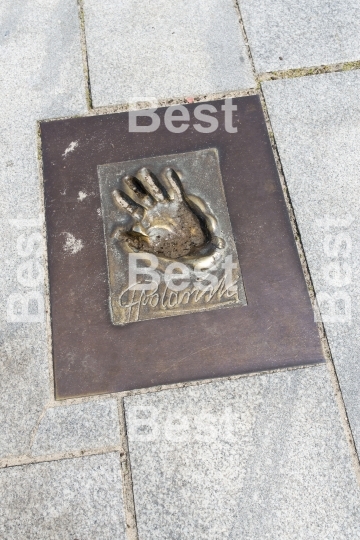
(41, 95), (325, 399)
(98, 149), (246, 325)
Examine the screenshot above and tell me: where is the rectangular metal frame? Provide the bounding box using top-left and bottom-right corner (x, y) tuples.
(41, 95), (324, 399)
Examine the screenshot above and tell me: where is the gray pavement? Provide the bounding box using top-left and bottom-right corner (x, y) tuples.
(239, 0), (360, 72)
(262, 71), (360, 451)
(125, 366), (360, 540)
(0, 453), (126, 539)
(0, 0), (86, 459)
(82, 0), (255, 106)
(31, 400), (120, 456)
(1, 0), (360, 538)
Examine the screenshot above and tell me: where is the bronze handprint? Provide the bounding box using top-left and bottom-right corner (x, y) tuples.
(111, 167), (225, 269)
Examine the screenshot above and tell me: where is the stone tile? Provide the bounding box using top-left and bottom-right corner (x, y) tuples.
(0, 0), (86, 457)
(0, 453), (126, 539)
(239, 0), (360, 72)
(125, 366), (360, 540)
(83, 0), (255, 107)
(31, 400), (120, 456)
(262, 71), (360, 453)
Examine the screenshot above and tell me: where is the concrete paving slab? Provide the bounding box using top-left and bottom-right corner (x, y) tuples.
(83, 0), (255, 107)
(0, 453), (126, 539)
(239, 0), (360, 72)
(262, 70), (360, 453)
(125, 366), (360, 540)
(0, 0), (86, 457)
(31, 400), (120, 456)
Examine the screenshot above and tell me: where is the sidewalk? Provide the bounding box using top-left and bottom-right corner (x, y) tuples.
(1, 0), (360, 538)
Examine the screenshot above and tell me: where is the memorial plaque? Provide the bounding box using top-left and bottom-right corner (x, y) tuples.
(98, 149), (246, 325)
(41, 95), (325, 399)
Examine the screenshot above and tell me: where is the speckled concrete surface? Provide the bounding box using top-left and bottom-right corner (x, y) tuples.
(0, 453), (126, 539)
(239, 0), (360, 72)
(31, 400), (120, 456)
(125, 366), (360, 540)
(82, 0), (255, 107)
(262, 70), (360, 453)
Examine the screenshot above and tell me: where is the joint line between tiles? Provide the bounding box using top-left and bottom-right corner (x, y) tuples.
(234, 0), (258, 82)
(0, 446), (121, 471)
(117, 397), (139, 540)
(53, 364), (320, 406)
(258, 61), (360, 83)
(77, 0), (93, 110)
(35, 121), (56, 404)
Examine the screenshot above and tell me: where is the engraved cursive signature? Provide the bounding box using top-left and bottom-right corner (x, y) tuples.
(117, 275), (239, 323)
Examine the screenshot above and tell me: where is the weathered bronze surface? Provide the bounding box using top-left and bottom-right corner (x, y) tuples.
(98, 148), (246, 324)
(41, 95), (325, 399)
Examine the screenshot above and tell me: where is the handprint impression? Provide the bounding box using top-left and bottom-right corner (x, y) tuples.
(112, 167), (225, 267)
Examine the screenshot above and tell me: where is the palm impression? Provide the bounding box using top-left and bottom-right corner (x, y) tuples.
(111, 167), (225, 269)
